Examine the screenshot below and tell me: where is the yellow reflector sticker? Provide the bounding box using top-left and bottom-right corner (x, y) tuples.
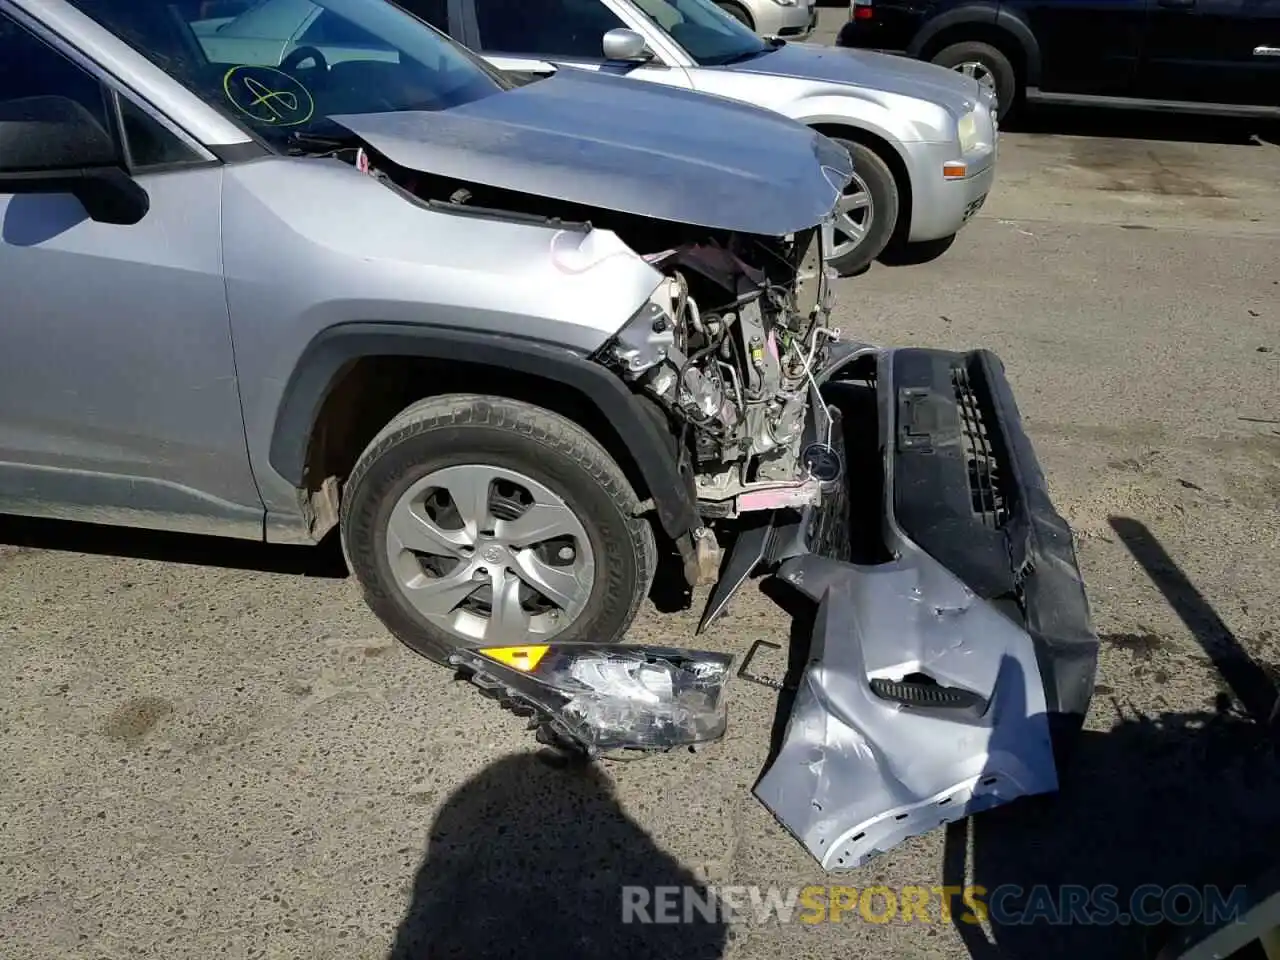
(479, 645), (550, 672)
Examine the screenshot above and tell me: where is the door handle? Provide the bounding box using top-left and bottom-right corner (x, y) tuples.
(1156, 0), (1195, 8)
(1256, 45), (1280, 57)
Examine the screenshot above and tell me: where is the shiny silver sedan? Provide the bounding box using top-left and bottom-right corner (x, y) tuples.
(710, 0), (818, 39)
(408, 0), (1000, 275)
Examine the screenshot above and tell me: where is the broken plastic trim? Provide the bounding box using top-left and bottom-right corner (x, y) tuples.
(755, 552), (1058, 870)
(450, 643), (733, 756)
(752, 345), (1097, 871)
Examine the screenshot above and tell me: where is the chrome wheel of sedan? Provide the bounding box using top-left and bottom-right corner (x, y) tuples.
(822, 170), (874, 264)
(385, 464), (595, 644)
(820, 137), (900, 277)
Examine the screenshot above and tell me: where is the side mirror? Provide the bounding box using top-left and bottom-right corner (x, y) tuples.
(0, 96), (150, 226)
(602, 27), (652, 62)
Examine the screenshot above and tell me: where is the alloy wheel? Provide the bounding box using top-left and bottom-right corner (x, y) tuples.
(821, 169), (874, 262)
(953, 60), (999, 114)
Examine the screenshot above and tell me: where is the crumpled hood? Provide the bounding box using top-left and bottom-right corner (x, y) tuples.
(331, 67), (852, 236)
(724, 42), (980, 117)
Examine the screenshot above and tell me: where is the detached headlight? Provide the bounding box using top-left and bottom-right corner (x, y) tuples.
(957, 109), (980, 153)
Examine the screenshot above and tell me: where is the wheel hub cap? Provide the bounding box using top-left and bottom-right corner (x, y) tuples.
(384, 464), (596, 645)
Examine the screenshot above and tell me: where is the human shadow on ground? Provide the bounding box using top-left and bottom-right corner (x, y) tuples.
(388, 752), (729, 960)
(942, 516), (1279, 959)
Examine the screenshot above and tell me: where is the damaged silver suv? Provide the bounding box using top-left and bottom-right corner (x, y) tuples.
(0, 0), (847, 647)
(0, 0), (1097, 867)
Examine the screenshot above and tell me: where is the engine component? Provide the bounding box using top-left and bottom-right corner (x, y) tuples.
(607, 227), (837, 514)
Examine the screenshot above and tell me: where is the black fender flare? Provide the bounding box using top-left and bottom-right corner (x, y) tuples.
(268, 322), (702, 544)
(906, 4), (1041, 88)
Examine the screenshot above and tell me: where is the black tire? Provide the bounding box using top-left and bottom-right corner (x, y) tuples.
(715, 0), (753, 28)
(825, 137), (900, 277)
(929, 41), (1017, 122)
(340, 394), (657, 664)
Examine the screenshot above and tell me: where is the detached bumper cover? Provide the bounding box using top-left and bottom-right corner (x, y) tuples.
(753, 345), (1099, 869)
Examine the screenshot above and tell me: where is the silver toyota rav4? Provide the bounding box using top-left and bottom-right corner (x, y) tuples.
(0, 0), (1097, 868)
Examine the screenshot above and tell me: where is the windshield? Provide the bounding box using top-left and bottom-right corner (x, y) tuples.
(629, 0), (769, 66)
(66, 0), (509, 149)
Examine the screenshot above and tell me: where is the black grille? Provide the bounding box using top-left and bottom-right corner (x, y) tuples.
(952, 365), (1008, 528)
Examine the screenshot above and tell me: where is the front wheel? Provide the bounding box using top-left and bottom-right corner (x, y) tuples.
(341, 394), (657, 664)
(823, 137), (900, 277)
(930, 41), (1017, 122)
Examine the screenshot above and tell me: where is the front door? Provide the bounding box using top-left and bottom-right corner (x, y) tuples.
(1138, 0), (1280, 106)
(1005, 0), (1148, 95)
(0, 11), (263, 535)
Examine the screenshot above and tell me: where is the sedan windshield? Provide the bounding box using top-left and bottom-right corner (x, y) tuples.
(629, 0), (770, 66)
(66, 0), (509, 149)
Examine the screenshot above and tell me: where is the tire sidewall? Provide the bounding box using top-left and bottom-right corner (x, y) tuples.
(827, 138), (899, 276)
(342, 418), (645, 663)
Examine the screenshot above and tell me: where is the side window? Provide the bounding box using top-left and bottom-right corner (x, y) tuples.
(0, 12), (114, 172)
(0, 12), (203, 174)
(118, 97), (204, 169)
(473, 0), (626, 58)
(398, 0), (451, 32)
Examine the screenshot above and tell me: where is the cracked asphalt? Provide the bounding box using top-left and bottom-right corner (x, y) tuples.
(3, 15), (1279, 960)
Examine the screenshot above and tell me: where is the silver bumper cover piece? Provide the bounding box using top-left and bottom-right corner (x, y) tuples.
(714, 343), (1099, 869)
(755, 549), (1057, 869)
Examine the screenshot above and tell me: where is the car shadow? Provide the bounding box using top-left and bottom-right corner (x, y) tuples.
(877, 234), (957, 268)
(1003, 105), (1280, 147)
(942, 515), (1279, 959)
(0, 513), (349, 578)
(387, 751), (729, 960)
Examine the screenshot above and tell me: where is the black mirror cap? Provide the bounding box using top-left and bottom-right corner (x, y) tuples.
(75, 166), (151, 225)
(0, 167), (151, 225)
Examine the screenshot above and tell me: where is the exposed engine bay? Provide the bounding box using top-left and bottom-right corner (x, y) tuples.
(607, 229), (838, 516)
(337, 142), (841, 520)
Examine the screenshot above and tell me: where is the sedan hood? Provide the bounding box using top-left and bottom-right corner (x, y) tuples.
(331, 67), (852, 237)
(725, 42), (980, 117)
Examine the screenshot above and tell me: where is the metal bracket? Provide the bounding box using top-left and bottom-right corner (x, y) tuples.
(737, 638), (792, 691)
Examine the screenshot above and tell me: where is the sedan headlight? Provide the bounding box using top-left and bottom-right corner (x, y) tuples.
(957, 109), (980, 153)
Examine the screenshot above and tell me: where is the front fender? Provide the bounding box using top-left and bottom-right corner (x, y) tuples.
(268, 323), (702, 545)
(907, 4), (1042, 87)
(792, 93), (954, 147)
(905, 2), (1000, 57)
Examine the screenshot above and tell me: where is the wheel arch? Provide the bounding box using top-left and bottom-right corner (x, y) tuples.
(268, 322), (701, 546)
(807, 121), (914, 246)
(715, 0), (755, 30)
(908, 6), (1041, 88)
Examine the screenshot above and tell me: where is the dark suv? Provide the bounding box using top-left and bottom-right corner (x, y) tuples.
(836, 0), (1280, 121)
